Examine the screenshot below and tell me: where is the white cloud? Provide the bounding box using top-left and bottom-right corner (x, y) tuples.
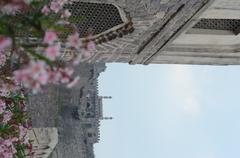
(167, 65), (201, 115)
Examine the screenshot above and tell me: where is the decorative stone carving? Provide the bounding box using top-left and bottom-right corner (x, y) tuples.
(27, 128), (58, 158)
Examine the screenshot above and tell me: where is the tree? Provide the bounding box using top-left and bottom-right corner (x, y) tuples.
(0, 1), (95, 157)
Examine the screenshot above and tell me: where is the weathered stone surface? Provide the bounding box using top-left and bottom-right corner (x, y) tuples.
(77, 0), (240, 66)
(27, 63), (106, 158)
(27, 128), (58, 158)
(79, 0), (213, 64)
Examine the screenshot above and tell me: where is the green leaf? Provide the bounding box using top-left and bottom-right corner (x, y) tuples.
(50, 25), (72, 33)
(31, 1), (45, 10)
(0, 22), (13, 36)
(0, 124), (12, 134)
(15, 144), (27, 158)
(26, 48), (53, 66)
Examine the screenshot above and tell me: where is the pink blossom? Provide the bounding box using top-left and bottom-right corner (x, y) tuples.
(46, 67), (76, 86)
(48, 70), (61, 83)
(23, 136), (29, 145)
(61, 9), (71, 18)
(38, 74), (48, 85)
(63, 67), (74, 76)
(45, 44), (60, 60)
(0, 139), (16, 158)
(14, 61), (48, 92)
(0, 52), (7, 66)
(32, 82), (41, 94)
(67, 76), (80, 88)
(83, 41), (95, 58)
(19, 126), (27, 140)
(0, 99), (6, 114)
(15, 60), (46, 82)
(11, 146), (17, 155)
(0, 145), (4, 154)
(3, 140), (12, 147)
(50, 1), (61, 13)
(0, 84), (11, 97)
(30, 61), (46, 77)
(66, 33), (82, 50)
(0, 37), (12, 51)
(0, 79), (17, 97)
(44, 30), (58, 44)
(3, 151), (13, 158)
(13, 60), (77, 92)
(41, 5), (50, 15)
(59, 67), (74, 83)
(0, 99), (5, 106)
(3, 111), (13, 124)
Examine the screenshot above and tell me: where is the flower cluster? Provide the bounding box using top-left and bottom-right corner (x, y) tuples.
(41, 0), (74, 17)
(0, 82), (32, 158)
(14, 60), (79, 93)
(0, 0), (95, 93)
(0, 37), (11, 68)
(0, 78), (18, 97)
(0, 139), (17, 158)
(0, 0), (96, 157)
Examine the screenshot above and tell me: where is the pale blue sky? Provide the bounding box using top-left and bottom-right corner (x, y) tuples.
(95, 64), (240, 158)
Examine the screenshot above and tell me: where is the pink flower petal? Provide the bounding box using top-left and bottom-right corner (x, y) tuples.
(44, 31), (57, 44)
